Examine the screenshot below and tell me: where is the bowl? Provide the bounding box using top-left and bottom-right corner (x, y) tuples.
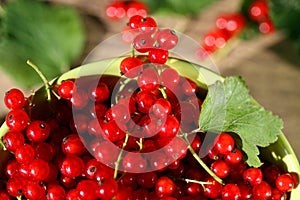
(0, 56), (299, 199)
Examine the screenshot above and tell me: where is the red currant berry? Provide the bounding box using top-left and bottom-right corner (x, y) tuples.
(203, 176), (222, 198)
(148, 48), (169, 64)
(160, 67), (180, 89)
(139, 17), (157, 33)
(210, 160), (230, 179)
(222, 183), (241, 200)
(97, 178), (118, 200)
(151, 98), (172, 118)
(6, 109), (29, 132)
(159, 115), (180, 138)
(263, 164), (281, 184)
(156, 29), (178, 50)
(94, 141), (119, 165)
(26, 120), (51, 143)
(155, 176), (176, 198)
(106, 1), (126, 20)
(290, 172), (299, 188)
(186, 182), (202, 196)
(77, 180), (98, 200)
(271, 187), (286, 200)
(57, 79), (75, 100)
(259, 19), (275, 34)
(6, 177), (24, 197)
(46, 183), (66, 200)
(238, 182), (253, 200)
(62, 134), (86, 156)
(129, 15), (143, 29)
(60, 155), (84, 178)
(249, 0), (269, 21)
(0, 189), (11, 200)
(15, 143), (35, 164)
(252, 181), (272, 200)
(137, 172), (157, 189)
(126, 2), (148, 18)
(243, 167), (263, 186)
(275, 173), (294, 192)
(203, 29), (229, 52)
(133, 32), (155, 53)
(2, 131), (25, 152)
(89, 82), (110, 103)
(28, 158), (50, 181)
(71, 89), (89, 109)
(4, 88), (26, 110)
(35, 142), (54, 162)
(122, 152), (147, 173)
(66, 189), (79, 200)
(136, 90), (156, 113)
(23, 180), (46, 199)
(5, 160), (19, 179)
(137, 67), (160, 92)
(120, 57), (143, 78)
(225, 148), (243, 165)
(214, 132), (235, 155)
(164, 137), (188, 161)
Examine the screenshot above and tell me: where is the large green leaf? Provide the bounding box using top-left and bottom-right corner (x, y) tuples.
(0, 0), (85, 88)
(199, 76), (283, 167)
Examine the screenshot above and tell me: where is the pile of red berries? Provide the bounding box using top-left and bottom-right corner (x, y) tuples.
(106, 1), (148, 20)
(0, 14), (299, 200)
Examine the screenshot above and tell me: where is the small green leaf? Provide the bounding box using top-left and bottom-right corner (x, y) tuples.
(199, 76), (283, 167)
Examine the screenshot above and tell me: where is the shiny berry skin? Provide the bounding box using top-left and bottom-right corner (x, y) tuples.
(35, 142), (54, 162)
(4, 160), (19, 179)
(214, 132), (235, 155)
(2, 131), (25, 152)
(164, 137), (188, 161)
(4, 88), (26, 110)
(26, 120), (51, 143)
(238, 182), (253, 200)
(263, 164), (281, 184)
(137, 172), (157, 189)
(136, 90), (156, 113)
(160, 67), (180, 89)
(159, 115), (180, 138)
(243, 167), (263, 186)
(120, 57), (143, 78)
(137, 67), (160, 92)
(139, 17), (157, 33)
(148, 48), (169, 64)
(28, 158), (50, 181)
(122, 152), (147, 173)
(84, 159), (101, 179)
(60, 155), (84, 178)
(248, 0), (269, 21)
(259, 19), (275, 34)
(210, 160), (230, 179)
(133, 32), (154, 53)
(275, 173), (294, 192)
(155, 176), (176, 198)
(57, 80), (75, 100)
(62, 134), (85, 156)
(216, 13), (246, 36)
(6, 109), (29, 132)
(106, 1), (126, 20)
(221, 183), (241, 200)
(129, 15), (143, 29)
(126, 2), (148, 18)
(0, 189), (11, 200)
(94, 141), (119, 165)
(271, 188), (286, 200)
(46, 183), (66, 200)
(76, 180), (98, 200)
(97, 178), (118, 200)
(156, 29), (178, 50)
(203, 29), (229, 52)
(66, 189), (79, 200)
(186, 182), (202, 196)
(252, 181), (272, 200)
(6, 177), (24, 197)
(203, 176), (222, 198)
(23, 180), (46, 200)
(15, 143), (35, 164)
(225, 148), (243, 165)
(89, 82), (110, 103)
(151, 98), (172, 118)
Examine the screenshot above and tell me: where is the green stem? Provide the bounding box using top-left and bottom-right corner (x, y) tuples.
(158, 87), (168, 99)
(131, 44), (135, 57)
(0, 123), (9, 150)
(181, 178), (212, 185)
(114, 133), (129, 179)
(183, 133), (223, 184)
(26, 60), (51, 101)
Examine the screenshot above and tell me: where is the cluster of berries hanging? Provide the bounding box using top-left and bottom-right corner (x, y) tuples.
(199, 0), (274, 57)
(105, 1), (148, 20)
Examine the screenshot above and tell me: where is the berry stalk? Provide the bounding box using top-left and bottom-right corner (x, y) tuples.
(0, 123), (9, 150)
(183, 133), (224, 184)
(114, 133), (129, 179)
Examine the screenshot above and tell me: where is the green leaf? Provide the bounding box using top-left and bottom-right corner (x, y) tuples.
(0, 0), (85, 88)
(199, 76), (283, 167)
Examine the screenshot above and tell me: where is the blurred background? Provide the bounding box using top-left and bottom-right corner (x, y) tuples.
(0, 0), (299, 159)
